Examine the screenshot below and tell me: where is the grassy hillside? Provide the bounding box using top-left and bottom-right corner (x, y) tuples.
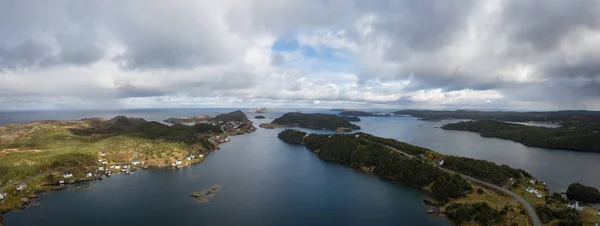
(268, 113), (360, 131)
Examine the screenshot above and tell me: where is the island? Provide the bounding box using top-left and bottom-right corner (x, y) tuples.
(338, 110), (376, 117)
(248, 107), (275, 113)
(277, 129), (600, 225)
(0, 110), (255, 214)
(341, 116), (360, 122)
(441, 120), (600, 153)
(254, 115), (266, 119)
(566, 183), (600, 203)
(259, 112), (360, 132)
(164, 115), (211, 124)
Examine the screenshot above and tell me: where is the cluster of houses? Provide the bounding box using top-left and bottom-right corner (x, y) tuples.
(525, 186), (543, 198)
(567, 200), (584, 211)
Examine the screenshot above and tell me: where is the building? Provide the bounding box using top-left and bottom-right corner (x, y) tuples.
(567, 200), (584, 211)
(529, 179), (537, 184)
(59, 180), (65, 184)
(536, 192), (543, 198)
(86, 172), (93, 178)
(132, 160), (140, 165)
(176, 160), (182, 165)
(98, 166), (104, 171)
(114, 165), (121, 170)
(186, 157), (191, 160)
(434, 159), (444, 166)
(199, 154), (204, 158)
(526, 187), (536, 193)
(100, 152), (106, 156)
(63, 172), (73, 178)
(16, 183), (27, 191)
(0, 193), (4, 200)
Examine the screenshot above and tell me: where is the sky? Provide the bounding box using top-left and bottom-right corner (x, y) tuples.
(1, 0), (600, 110)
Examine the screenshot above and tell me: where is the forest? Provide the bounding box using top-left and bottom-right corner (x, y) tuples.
(279, 130), (472, 200)
(445, 202), (503, 225)
(270, 113), (361, 131)
(394, 109), (600, 130)
(441, 120), (600, 153)
(442, 155), (526, 186)
(566, 183), (600, 203)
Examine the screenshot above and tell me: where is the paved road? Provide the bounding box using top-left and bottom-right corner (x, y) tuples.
(437, 167), (543, 226)
(376, 142), (543, 226)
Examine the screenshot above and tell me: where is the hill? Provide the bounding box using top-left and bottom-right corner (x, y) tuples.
(263, 112), (360, 131)
(210, 110), (249, 122)
(566, 183), (600, 203)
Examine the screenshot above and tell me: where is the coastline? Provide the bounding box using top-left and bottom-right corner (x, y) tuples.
(0, 115), (257, 220)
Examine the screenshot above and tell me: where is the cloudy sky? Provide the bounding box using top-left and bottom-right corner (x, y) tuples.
(1, 0), (600, 110)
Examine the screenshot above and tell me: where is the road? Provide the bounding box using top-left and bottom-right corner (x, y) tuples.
(376, 142), (543, 226)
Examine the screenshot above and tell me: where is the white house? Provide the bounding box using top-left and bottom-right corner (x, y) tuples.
(114, 165), (121, 170)
(16, 184), (27, 191)
(63, 172), (73, 178)
(171, 163), (176, 167)
(102, 161), (108, 165)
(199, 154), (204, 158)
(536, 192), (543, 198)
(568, 200), (584, 211)
(100, 152), (106, 156)
(176, 160), (182, 165)
(0, 193), (4, 199)
(132, 160), (140, 165)
(86, 172), (93, 178)
(434, 159), (444, 166)
(98, 166), (104, 171)
(110, 165), (115, 169)
(529, 179), (537, 184)
(123, 165), (130, 169)
(59, 180), (64, 184)
(526, 187), (536, 193)
(186, 157), (191, 161)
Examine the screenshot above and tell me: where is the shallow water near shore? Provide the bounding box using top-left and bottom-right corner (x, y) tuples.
(3, 108), (600, 225)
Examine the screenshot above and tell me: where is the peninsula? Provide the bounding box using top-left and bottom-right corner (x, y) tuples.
(260, 112), (360, 132)
(278, 129), (600, 225)
(441, 120), (600, 153)
(0, 110), (255, 214)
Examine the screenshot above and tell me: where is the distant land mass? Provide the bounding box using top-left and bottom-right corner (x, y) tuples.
(254, 115), (266, 119)
(342, 116), (361, 121)
(339, 110), (376, 117)
(260, 112), (360, 132)
(393, 110), (600, 130)
(164, 115), (211, 124)
(441, 120), (600, 153)
(248, 107), (276, 113)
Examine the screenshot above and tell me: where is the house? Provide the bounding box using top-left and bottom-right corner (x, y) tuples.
(176, 160), (182, 165)
(100, 152), (106, 156)
(114, 165), (121, 170)
(567, 200), (584, 211)
(0, 193), (4, 200)
(434, 158), (444, 166)
(536, 192), (543, 198)
(123, 165), (130, 169)
(86, 172), (93, 178)
(98, 166), (104, 171)
(132, 160), (140, 165)
(59, 180), (65, 184)
(16, 183), (27, 191)
(63, 172), (73, 178)
(526, 187), (536, 193)
(171, 163), (176, 167)
(110, 165), (115, 169)
(186, 157), (191, 161)
(199, 154), (204, 158)
(102, 161), (108, 165)
(529, 179), (537, 184)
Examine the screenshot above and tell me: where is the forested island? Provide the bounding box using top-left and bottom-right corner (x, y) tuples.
(0, 110), (255, 214)
(277, 129), (600, 225)
(260, 113), (360, 132)
(566, 183), (600, 203)
(441, 120), (600, 152)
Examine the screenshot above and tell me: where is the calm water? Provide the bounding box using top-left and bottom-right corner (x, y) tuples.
(2, 109), (600, 225)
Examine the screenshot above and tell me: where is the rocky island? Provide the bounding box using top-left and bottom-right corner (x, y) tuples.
(260, 112), (360, 132)
(254, 115), (266, 119)
(0, 110), (255, 215)
(277, 129), (600, 225)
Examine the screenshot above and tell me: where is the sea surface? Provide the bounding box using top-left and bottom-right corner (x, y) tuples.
(2, 108), (600, 226)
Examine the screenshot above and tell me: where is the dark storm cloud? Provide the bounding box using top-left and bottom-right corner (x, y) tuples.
(502, 0), (600, 51)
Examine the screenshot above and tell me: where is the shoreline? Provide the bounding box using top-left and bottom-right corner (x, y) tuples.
(0, 118), (256, 219)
